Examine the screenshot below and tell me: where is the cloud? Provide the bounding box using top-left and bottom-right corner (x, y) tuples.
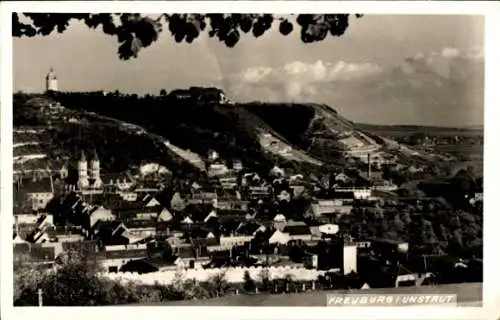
(225, 46), (484, 124)
(228, 60), (381, 101)
(239, 67), (273, 83)
(441, 47), (461, 58)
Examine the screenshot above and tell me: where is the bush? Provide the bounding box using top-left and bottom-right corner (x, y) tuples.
(14, 250), (144, 306)
(206, 271), (230, 297)
(243, 270), (256, 292)
(257, 268), (273, 292)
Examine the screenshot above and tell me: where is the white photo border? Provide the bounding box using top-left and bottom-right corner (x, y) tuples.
(1, 1), (499, 319)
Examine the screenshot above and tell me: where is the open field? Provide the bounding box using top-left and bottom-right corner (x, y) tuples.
(140, 283), (482, 307)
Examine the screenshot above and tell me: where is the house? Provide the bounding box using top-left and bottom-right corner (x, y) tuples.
(208, 161), (230, 178)
(14, 242), (56, 266)
(383, 264), (417, 288)
(93, 220), (130, 246)
(119, 192), (138, 202)
(272, 214), (287, 231)
(334, 173), (349, 183)
(190, 237), (220, 263)
(232, 160), (243, 172)
(207, 150), (220, 162)
(169, 89), (192, 100)
(269, 166), (285, 178)
(249, 185), (271, 198)
(88, 206), (115, 229)
(312, 238), (357, 274)
(277, 189), (292, 202)
(141, 193), (161, 207)
(268, 230), (290, 245)
(289, 174), (304, 183)
(16, 176), (54, 211)
(474, 192), (483, 202)
(282, 222), (313, 242)
(370, 238), (409, 254)
(61, 240), (99, 255)
(360, 171), (384, 182)
(101, 243), (149, 272)
(219, 234), (253, 248)
(101, 173), (134, 191)
(309, 199), (353, 217)
(14, 213), (39, 226)
(121, 219), (158, 243)
(189, 225), (217, 240)
(113, 204), (164, 221)
(190, 189), (217, 204)
(290, 185), (306, 198)
(49, 226), (85, 244)
(241, 173), (261, 186)
(331, 190), (357, 202)
(167, 242), (211, 269)
(182, 216), (194, 225)
(235, 221), (266, 237)
(158, 207), (174, 222)
(203, 209), (218, 223)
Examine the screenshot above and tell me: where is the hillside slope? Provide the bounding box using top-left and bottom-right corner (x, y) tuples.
(37, 89), (461, 177)
(242, 102), (384, 164)
(13, 94), (202, 178)
(49, 92), (324, 176)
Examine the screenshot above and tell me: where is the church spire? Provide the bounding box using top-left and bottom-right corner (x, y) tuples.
(80, 150), (86, 162)
(92, 149), (99, 161)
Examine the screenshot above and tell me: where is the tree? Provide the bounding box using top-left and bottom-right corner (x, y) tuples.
(15, 250), (139, 306)
(13, 13), (363, 60)
(160, 89), (167, 96)
(208, 271), (229, 297)
(243, 270), (256, 292)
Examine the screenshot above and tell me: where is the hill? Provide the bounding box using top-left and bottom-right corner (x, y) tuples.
(47, 91), (326, 177)
(48, 91), (391, 169)
(13, 94), (202, 179)
(16, 88), (474, 180)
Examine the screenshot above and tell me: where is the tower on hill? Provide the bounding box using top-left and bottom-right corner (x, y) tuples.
(45, 67), (58, 93)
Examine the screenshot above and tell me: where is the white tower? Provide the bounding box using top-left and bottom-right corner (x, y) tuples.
(46, 67), (58, 92)
(89, 150), (102, 189)
(77, 151), (89, 190)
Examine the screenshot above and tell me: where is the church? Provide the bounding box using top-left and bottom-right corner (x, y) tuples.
(59, 150), (135, 194)
(60, 151), (103, 192)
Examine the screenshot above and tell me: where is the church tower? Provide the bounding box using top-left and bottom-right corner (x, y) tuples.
(46, 67), (58, 92)
(77, 151), (89, 190)
(89, 149), (102, 189)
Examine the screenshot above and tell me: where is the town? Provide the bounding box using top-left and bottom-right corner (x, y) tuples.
(13, 67), (483, 306)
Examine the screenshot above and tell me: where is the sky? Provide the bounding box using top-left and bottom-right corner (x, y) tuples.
(13, 14), (484, 127)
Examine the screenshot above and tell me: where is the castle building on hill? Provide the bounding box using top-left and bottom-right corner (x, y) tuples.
(46, 67), (58, 92)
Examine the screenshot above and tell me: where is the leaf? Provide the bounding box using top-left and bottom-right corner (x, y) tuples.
(279, 20), (293, 36)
